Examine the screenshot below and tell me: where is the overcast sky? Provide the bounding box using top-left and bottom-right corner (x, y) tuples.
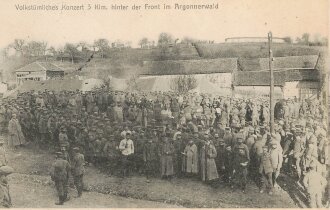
(0, 0), (328, 48)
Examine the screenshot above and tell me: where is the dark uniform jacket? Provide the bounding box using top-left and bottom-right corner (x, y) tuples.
(50, 158), (70, 181)
(71, 153), (85, 176)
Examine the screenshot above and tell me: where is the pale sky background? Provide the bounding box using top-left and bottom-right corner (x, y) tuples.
(0, 0), (328, 48)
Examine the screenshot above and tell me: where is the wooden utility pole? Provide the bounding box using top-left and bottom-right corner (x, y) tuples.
(268, 32), (274, 133)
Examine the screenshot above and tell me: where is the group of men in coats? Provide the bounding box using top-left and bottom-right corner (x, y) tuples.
(0, 88), (328, 207)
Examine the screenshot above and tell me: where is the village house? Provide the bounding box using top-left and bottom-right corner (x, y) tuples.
(15, 62), (64, 85)
(234, 55), (320, 100)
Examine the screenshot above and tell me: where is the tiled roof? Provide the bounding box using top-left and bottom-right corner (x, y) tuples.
(15, 62), (64, 72)
(141, 58), (238, 75)
(239, 55), (319, 71)
(259, 55), (319, 70)
(234, 69), (320, 86)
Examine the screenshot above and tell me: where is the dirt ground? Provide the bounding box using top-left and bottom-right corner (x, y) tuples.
(5, 141), (306, 208)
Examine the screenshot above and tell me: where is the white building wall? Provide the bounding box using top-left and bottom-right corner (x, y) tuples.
(283, 81), (300, 99)
(0, 83), (7, 94)
(16, 71), (47, 85)
(140, 73), (232, 90)
(234, 86), (283, 99)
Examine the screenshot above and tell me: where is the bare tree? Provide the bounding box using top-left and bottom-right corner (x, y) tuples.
(94, 39), (110, 58)
(47, 46), (57, 56)
(57, 47), (65, 62)
(158, 32), (173, 47)
(10, 39), (25, 56)
(40, 41), (48, 56)
(0, 47), (9, 60)
(77, 41), (90, 58)
(170, 75), (198, 94)
(24, 41), (48, 56)
(301, 33), (310, 45)
(139, 37), (149, 48)
(64, 43), (79, 63)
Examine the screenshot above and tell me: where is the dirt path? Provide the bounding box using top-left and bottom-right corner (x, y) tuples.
(4, 142), (300, 208)
(9, 173), (180, 208)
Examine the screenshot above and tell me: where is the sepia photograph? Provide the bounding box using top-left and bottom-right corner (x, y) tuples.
(0, 0), (328, 208)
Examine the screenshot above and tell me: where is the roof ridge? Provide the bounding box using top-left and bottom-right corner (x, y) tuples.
(36, 61), (47, 71)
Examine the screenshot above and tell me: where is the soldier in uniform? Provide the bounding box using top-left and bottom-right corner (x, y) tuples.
(143, 134), (158, 182)
(232, 145), (249, 192)
(259, 145), (274, 194)
(59, 127), (70, 151)
(50, 152), (71, 205)
(303, 161), (327, 208)
(71, 147), (85, 197)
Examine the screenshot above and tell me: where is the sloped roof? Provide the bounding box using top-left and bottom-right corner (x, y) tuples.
(239, 55), (319, 71)
(17, 80), (82, 92)
(141, 58), (238, 75)
(234, 69), (320, 86)
(134, 77), (159, 91)
(15, 62), (64, 72)
(259, 55), (319, 70)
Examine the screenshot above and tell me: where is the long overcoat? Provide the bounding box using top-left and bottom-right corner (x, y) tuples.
(200, 144), (219, 181)
(8, 119), (26, 147)
(159, 140), (174, 176)
(184, 144), (198, 174)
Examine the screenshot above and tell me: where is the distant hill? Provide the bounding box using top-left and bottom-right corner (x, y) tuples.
(195, 42), (326, 58)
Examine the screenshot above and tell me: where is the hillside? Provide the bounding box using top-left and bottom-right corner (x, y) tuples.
(195, 43), (325, 58)
(0, 42), (326, 81)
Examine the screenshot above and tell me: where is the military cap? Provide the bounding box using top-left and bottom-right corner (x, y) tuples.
(295, 128), (302, 133)
(248, 128), (255, 133)
(270, 141), (277, 145)
(73, 147), (80, 151)
(236, 134), (244, 140)
(237, 145), (245, 150)
(55, 151), (62, 156)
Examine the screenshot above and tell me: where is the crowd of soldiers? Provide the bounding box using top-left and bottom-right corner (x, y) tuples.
(0, 88), (328, 207)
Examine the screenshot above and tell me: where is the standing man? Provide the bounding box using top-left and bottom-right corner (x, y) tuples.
(71, 147), (85, 197)
(303, 161), (327, 208)
(118, 132), (134, 177)
(269, 141), (283, 188)
(183, 139), (199, 177)
(200, 137), (219, 183)
(159, 135), (175, 179)
(259, 145), (274, 194)
(0, 167), (13, 208)
(233, 146), (249, 192)
(50, 152), (71, 205)
(0, 139), (7, 166)
(143, 136), (158, 182)
(8, 114), (26, 149)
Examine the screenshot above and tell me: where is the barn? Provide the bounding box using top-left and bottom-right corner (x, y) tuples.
(15, 62), (64, 85)
(234, 55), (321, 100)
(136, 55), (321, 100)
